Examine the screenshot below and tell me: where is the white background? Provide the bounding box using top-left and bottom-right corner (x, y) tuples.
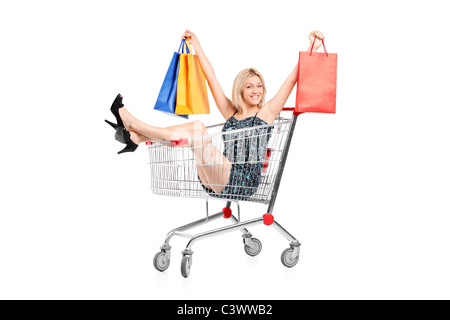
(1, 0), (449, 300)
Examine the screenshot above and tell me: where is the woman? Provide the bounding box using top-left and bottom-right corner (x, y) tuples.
(106, 29), (324, 198)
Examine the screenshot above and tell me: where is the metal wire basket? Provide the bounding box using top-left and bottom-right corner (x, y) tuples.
(147, 117), (293, 204)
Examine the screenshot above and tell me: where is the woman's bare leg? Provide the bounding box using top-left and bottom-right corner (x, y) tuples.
(188, 124), (231, 194)
(119, 107), (190, 141)
(120, 107), (231, 193)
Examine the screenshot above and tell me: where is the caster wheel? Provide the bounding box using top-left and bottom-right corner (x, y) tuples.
(244, 238), (262, 257)
(153, 251), (170, 272)
(281, 247), (299, 268)
(181, 255), (192, 278)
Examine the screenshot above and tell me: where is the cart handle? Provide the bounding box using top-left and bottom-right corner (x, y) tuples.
(145, 138), (189, 146)
(282, 107), (301, 115)
(170, 138), (189, 146)
(145, 109), (296, 146)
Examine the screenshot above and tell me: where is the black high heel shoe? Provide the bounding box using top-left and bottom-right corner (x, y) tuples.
(105, 94), (138, 154)
(116, 128), (138, 154)
(105, 119), (118, 130)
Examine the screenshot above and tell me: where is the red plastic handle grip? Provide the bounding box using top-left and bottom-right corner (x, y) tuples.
(171, 138), (189, 146)
(281, 107), (302, 115)
(145, 138), (189, 146)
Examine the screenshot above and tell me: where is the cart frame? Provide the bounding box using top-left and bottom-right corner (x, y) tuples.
(150, 110), (301, 277)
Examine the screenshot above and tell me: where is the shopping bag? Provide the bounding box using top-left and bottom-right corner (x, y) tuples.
(154, 40), (188, 119)
(175, 40), (210, 115)
(295, 38), (337, 114)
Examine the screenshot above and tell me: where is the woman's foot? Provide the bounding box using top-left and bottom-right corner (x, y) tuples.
(106, 94), (140, 154)
(118, 107), (136, 132)
(107, 94), (136, 132)
(109, 94), (136, 132)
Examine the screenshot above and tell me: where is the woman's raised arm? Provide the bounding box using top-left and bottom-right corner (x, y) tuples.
(182, 30), (235, 119)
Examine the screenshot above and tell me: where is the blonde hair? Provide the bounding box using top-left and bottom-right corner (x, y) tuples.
(231, 68), (266, 113)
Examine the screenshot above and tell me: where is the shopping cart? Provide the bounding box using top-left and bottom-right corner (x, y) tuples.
(148, 109), (301, 277)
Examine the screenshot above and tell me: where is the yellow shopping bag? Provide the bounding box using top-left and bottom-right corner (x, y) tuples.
(175, 40), (210, 115)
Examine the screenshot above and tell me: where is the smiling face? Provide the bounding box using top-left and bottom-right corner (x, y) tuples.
(232, 68), (266, 114)
(242, 75), (264, 108)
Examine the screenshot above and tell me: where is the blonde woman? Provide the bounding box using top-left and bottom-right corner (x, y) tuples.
(106, 29), (324, 199)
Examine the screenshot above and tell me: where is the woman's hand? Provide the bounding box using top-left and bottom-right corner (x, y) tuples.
(180, 29), (234, 119)
(181, 29), (200, 49)
(308, 30), (324, 52)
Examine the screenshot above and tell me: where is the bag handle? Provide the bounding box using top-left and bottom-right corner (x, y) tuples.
(309, 37), (328, 57)
(178, 39), (190, 54)
(185, 37), (194, 54)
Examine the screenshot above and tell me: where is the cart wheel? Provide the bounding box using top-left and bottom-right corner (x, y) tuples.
(153, 251), (170, 272)
(181, 255), (191, 278)
(281, 248), (299, 268)
(244, 238), (262, 257)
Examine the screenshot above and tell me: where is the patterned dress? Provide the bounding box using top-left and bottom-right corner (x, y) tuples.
(201, 111), (273, 200)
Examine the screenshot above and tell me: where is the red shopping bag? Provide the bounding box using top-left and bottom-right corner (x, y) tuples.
(295, 38), (337, 114)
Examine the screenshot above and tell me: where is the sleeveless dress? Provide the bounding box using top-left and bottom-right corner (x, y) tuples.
(200, 111), (273, 200)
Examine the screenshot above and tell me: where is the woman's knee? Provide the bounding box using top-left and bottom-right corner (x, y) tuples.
(192, 120), (208, 136)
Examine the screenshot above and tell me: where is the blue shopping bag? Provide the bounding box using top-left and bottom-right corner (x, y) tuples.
(154, 40), (189, 119)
